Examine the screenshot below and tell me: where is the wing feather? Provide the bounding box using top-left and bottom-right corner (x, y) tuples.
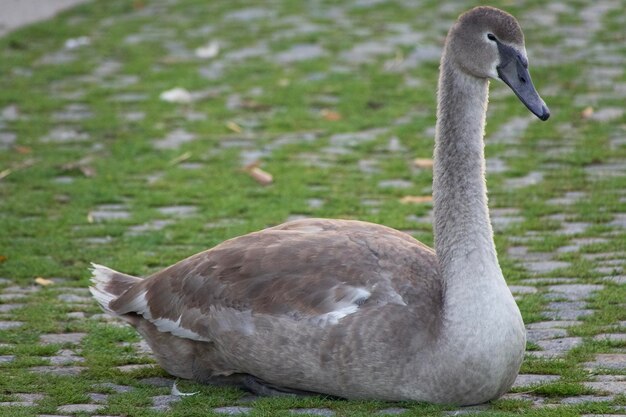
(109, 219), (441, 341)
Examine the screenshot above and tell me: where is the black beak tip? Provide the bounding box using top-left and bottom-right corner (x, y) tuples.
(538, 105), (550, 121)
(533, 104), (550, 122)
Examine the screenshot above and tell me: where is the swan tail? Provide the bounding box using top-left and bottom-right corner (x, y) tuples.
(89, 263), (142, 315)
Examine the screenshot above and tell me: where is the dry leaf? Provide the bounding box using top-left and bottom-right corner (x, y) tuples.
(14, 145), (32, 154)
(226, 121), (242, 133)
(35, 277), (54, 286)
(321, 109), (342, 121)
(87, 212), (94, 223)
(581, 106), (594, 119)
(160, 87), (192, 104)
(169, 151), (192, 166)
(0, 168), (12, 180)
(400, 195), (433, 204)
(244, 163), (273, 185)
(195, 41), (219, 59)
(0, 158), (37, 181)
(61, 156), (95, 177)
(79, 166), (96, 177)
(0, 255), (6, 263)
(413, 158), (434, 169)
(240, 100), (270, 111)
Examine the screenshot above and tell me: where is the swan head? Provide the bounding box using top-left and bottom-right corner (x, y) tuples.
(447, 6), (550, 121)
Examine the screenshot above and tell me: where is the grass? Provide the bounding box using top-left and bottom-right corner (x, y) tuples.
(0, 0), (625, 416)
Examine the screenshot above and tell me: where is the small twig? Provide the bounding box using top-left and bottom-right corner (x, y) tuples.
(0, 158), (38, 181)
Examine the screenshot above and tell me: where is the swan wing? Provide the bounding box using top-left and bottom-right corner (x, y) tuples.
(108, 218), (440, 341)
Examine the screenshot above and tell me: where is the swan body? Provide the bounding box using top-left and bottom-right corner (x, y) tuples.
(90, 6), (549, 405)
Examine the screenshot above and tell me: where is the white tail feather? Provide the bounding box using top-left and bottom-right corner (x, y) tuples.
(89, 262), (120, 314)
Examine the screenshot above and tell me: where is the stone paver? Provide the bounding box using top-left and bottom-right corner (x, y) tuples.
(213, 406), (253, 415)
(40, 332), (87, 345)
(512, 374), (560, 387)
(530, 337), (584, 358)
(151, 395), (181, 412)
(560, 395), (614, 405)
(584, 381), (626, 395)
(290, 409), (335, 417)
(139, 377), (175, 387)
(92, 382), (135, 393)
(584, 354), (626, 371)
(57, 403), (105, 413)
(593, 333), (626, 342)
(29, 366), (85, 376)
(0, 393), (45, 407)
(0, 320), (24, 329)
(116, 364), (154, 373)
(377, 408), (409, 415)
(547, 284), (604, 301)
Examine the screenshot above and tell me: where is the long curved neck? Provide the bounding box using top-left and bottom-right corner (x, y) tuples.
(433, 54), (501, 292)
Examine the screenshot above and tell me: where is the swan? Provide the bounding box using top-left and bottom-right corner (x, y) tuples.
(90, 6), (549, 405)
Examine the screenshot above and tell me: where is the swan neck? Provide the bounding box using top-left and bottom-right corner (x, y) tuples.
(433, 58), (499, 283)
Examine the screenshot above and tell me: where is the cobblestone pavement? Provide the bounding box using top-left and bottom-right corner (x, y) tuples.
(0, 0), (625, 415)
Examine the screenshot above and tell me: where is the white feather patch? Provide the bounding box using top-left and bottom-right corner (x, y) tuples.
(150, 315), (211, 342)
(311, 286), (371, 326)
(89, 263), (118, 313)
(312, 305), (360, 326)
(120, 290), (150, 316)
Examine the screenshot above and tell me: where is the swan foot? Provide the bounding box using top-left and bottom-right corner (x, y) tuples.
(242, 375), (325, 398)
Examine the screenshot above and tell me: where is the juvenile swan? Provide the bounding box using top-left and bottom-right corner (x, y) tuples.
(90, 6), (549, 405)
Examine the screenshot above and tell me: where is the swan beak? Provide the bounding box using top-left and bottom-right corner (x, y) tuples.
(496, 44), (550, 121)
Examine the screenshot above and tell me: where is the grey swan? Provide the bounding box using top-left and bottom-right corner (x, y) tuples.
(90, 6), (549, 405)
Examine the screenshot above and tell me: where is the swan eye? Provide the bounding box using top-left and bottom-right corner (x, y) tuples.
(487, 33), (497, 41)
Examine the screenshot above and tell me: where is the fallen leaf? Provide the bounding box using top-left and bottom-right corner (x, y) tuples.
(35, 277), (54, 286)
(400, 195), (433, 204)
(14, 145), (32, 154)
(321, 109), (342, 121)
(195, 40), (219, 59)
(581, 106), (594, 119)
(226, 121), (242, 133)
(61, 156), (95, 177)
(0, 255), (6, 263)
(240, 100), (270, 111)
(413, 158), (434, 169)
(79, 165), (96, 177)
(244, 163), (273, 186)
(87, 212), (94, 223)
(160, 87), (192, 104)
(0, 168), (12, 180)
(54, 194), (71, 203)
(169, 151), (192, 166)
(0, 158), (37, 181)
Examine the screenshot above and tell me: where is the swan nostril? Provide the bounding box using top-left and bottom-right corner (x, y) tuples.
(519, 76), (526, 83)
